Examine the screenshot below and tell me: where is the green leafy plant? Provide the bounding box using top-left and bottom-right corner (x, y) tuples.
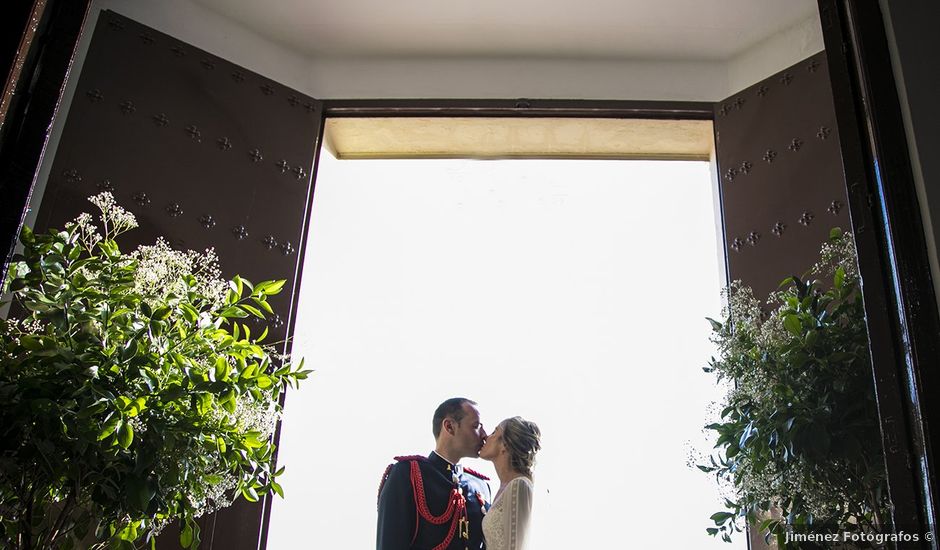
(699, 229), (888, 548)
(0, 193), (311, 549)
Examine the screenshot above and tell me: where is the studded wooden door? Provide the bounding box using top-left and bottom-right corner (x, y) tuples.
(714, 52), (859, 547)
(32, 10), (323, 550)
(715, 51), (850, 300)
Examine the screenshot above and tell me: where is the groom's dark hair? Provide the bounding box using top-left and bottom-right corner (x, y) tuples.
(433, 397), (477, 439)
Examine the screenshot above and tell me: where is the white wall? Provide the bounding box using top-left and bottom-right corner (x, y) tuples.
(87, 0), (312, 92)
(303, 55), (728, 101)
(70, 0), (820, 102)
(726, 15), (824, 93)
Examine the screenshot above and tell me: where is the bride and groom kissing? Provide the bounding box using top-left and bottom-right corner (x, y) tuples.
(377, 398), (541, 550)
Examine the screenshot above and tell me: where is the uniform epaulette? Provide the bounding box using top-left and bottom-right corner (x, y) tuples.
(394, 454), (428, 462)
(378, 455), (428, 508)
(463, 467), (490, 481)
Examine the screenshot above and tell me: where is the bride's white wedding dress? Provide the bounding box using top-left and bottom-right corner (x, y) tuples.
(481, 476), (534, 550)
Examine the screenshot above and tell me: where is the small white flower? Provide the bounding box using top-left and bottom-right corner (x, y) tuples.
(88, 192), (138, 236)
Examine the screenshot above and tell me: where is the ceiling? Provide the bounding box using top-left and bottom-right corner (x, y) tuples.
(190, 0), (819, 61)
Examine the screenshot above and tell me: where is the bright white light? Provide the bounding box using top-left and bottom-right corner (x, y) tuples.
(266, 152), (743, 549)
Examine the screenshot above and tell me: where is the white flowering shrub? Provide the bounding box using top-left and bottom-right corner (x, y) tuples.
(699, 229), (888, 547)
(0, 193), (310, 550)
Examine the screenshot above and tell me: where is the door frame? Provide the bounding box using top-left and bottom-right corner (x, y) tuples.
(818, 0), (939, 539)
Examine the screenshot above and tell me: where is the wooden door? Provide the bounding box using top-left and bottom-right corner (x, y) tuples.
(714, 52), (850, 300)
(31, 10), (323, 548)
(714, 46), (928, 542)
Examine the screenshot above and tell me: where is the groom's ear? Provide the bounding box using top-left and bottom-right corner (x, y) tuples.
(442, 418), (455, 436)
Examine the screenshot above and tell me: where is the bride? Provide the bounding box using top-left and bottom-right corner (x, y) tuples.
(478, 417), (541, 550)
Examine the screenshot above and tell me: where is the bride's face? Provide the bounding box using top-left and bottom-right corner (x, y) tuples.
(479, 422), (505, 461)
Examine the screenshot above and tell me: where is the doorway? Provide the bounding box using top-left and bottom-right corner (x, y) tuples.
(265, 116), (740, 549)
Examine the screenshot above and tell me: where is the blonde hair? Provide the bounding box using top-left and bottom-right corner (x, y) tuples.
(500, 417), (541, 477)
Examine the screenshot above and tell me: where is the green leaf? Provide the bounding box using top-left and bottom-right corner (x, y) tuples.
(253, 297), (274, 315)
(215, 358), (232, 381)
(783, 314), (802, 336)
(196, 392), (214, 416)
(222, 393), (237, 413)
(233, 275), (244, 297)
(152, 306), (172, 320)
(179, 520), (194, 548)
(127, 476), (155, 512)
(118, 421), (134, 449)
(257, 279), (286, 296)
(220, 306), (247, 319)
(180, 303), (199, 323)
(242, 486), (260, 502)
(98, 416), (122, 441)
(79, 399), (109, 418)
(114, 520), (138, 543)
(241, 304), (264, 319)
(834, 266), (846, 289)
(20, 224), (35, 244)
(241, 362), (258, 379)
(127, 397), (146, 417)
(710, 511), (734, 525)
(19, 335), (45, 351)
(243, 431), (265, 448)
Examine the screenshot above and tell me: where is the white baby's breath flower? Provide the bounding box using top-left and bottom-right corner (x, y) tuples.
(230, 394), (281, 434)
(131, 239), (227, 310)
(88, 192), (138, 236)
(67, 211), (102, 249)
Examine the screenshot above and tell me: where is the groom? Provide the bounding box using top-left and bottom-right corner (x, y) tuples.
(377, 397), (492, 550)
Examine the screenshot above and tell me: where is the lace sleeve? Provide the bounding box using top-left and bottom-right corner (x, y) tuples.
(505, 478), (534, 550)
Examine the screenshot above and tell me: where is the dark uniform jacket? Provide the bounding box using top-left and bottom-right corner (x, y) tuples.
(377, 452), (492, 550)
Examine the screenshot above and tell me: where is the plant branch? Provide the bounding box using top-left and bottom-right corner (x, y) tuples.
(20, 482), (36, 550)
(47, 486), (78, 547)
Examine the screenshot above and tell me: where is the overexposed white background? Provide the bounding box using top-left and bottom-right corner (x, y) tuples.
(266, 153), (743, 549)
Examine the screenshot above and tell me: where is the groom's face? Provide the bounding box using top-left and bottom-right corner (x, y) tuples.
(453, 403), (487, 458)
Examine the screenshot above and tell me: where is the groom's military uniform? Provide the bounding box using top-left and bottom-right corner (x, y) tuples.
(377, 452), (492, 550)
